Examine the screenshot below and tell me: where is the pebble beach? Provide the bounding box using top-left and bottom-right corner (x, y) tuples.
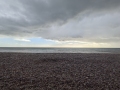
(0, 53), (120, 90)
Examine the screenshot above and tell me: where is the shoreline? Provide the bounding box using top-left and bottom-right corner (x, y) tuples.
(0, 52), (120, 54)
(0, 53), (120, 89)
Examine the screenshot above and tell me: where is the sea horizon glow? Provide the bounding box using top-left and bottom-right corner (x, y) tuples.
(0, 0), (120, 48)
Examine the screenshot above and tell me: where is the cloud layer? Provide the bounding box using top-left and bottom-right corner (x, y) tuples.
(0, 0), (120, 45)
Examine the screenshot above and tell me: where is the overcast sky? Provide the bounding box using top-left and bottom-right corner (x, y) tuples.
(0, 0), (120, 47)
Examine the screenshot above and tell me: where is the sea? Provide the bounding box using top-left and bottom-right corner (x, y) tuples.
(0, 47), (120, 53)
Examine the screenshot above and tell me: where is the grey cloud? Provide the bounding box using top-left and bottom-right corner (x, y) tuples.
(0, 0), (120, 43)
(17, 0), (120, 25)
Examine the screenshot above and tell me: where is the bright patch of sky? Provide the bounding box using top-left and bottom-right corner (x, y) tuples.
(0, 37), (58, 47)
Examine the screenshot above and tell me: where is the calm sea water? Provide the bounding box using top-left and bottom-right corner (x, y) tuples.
(0, 47), (120, 53)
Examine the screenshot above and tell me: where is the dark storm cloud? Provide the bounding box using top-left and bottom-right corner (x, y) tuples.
(0, 0), (120, 42)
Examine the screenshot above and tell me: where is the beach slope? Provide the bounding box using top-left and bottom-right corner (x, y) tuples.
(0, 53), (120, 89)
